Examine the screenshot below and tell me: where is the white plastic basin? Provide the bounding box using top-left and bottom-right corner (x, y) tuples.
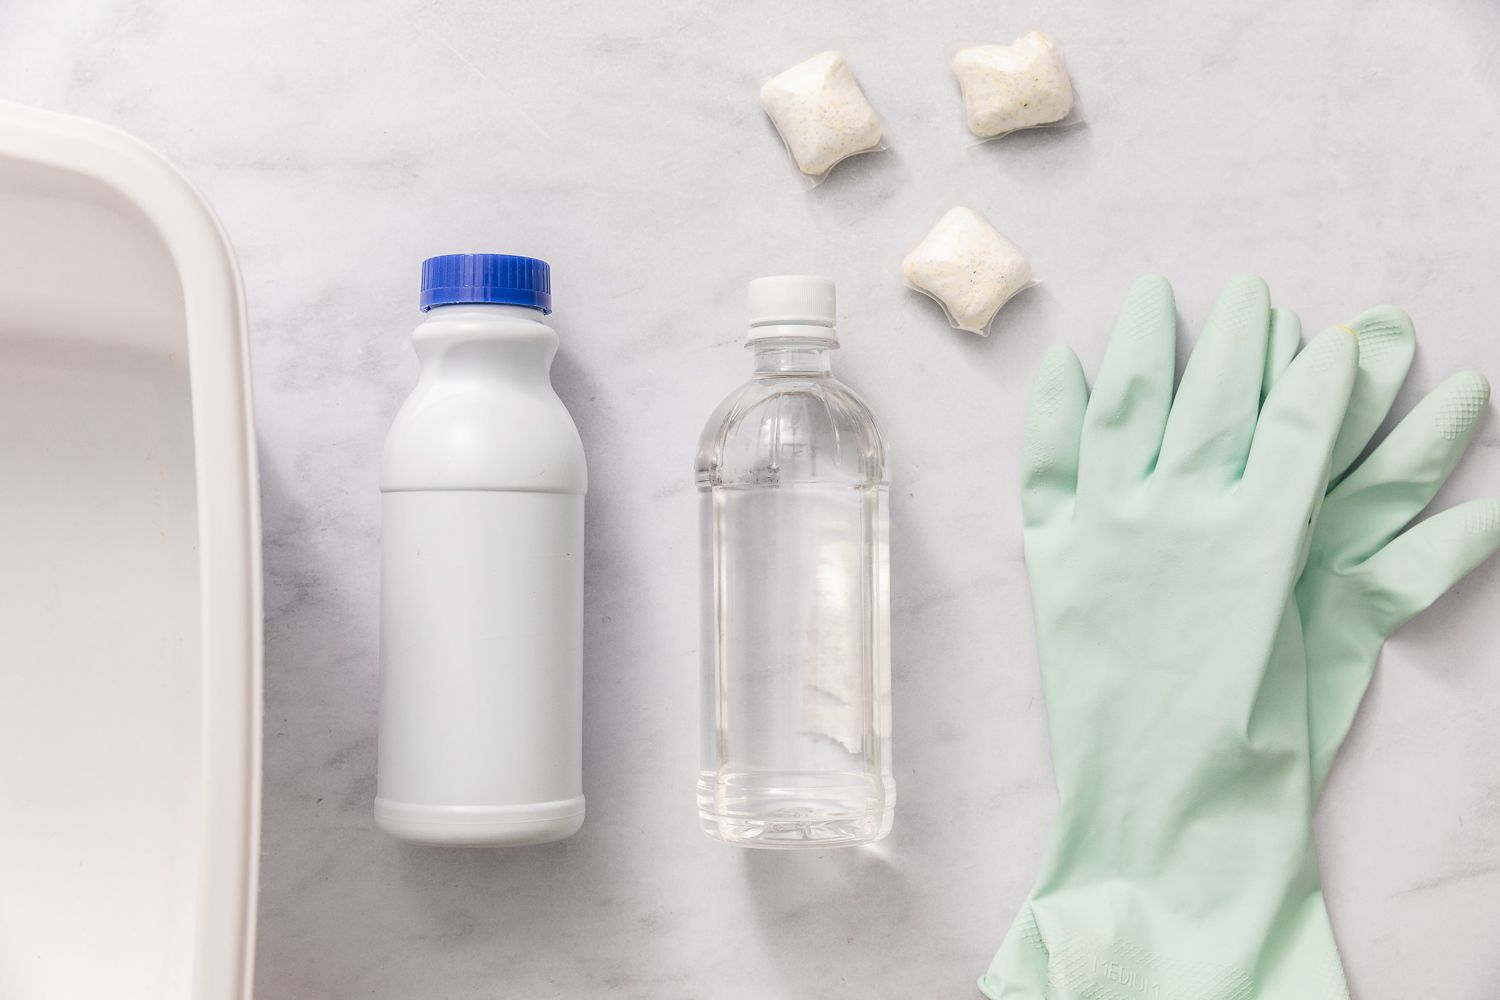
(0, 101), (260, 999)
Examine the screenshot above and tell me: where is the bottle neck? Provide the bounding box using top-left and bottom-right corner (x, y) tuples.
(750, 337), (834, 375)
(425, 302), (550, 323)
(413, 303), (557, 382)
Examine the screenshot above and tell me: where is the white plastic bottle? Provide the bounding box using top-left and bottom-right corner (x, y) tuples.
(376, 253), (586, 847)
(696, 275), (893, 848)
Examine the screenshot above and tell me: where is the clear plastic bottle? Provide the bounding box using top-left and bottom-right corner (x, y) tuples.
(695, 275), (893, 849)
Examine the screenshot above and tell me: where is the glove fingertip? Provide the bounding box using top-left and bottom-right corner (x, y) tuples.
(1432, 370), (1491, 442)
(1461, 497), (1500, 538)
(1347, 305), (1415, 371)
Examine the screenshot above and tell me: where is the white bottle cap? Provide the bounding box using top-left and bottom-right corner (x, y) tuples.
(746, 275), (837, 343)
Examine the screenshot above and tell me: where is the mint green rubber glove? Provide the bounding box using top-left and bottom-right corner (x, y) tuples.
(982, 275), (1358, 1000)
(1264, 307), (1500, 790)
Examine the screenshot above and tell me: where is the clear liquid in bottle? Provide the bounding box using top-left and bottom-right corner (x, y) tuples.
(695, 276), (893, 849)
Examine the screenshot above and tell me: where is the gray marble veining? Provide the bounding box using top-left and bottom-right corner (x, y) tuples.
(4, 1), (1498, 996)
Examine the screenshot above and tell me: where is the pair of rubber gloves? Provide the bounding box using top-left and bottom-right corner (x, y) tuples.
(982, 275), (1500, 999)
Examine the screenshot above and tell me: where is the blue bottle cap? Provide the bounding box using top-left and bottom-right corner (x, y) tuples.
(420, 253), (552, 314)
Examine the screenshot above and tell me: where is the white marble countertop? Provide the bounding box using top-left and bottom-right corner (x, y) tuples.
(7, 1), (1499, 996)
